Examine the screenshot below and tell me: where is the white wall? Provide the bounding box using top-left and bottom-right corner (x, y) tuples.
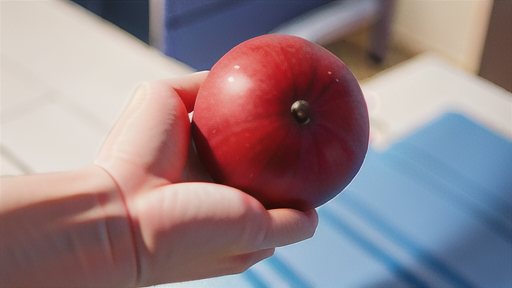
(391, 0), (493, 73)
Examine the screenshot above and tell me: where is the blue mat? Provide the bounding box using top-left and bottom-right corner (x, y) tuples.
(170, 113), (512, 288)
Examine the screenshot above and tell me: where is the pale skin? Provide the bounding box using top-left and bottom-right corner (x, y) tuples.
(0, 72), (318, 287)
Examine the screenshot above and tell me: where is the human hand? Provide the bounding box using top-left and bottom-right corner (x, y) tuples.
(95, 72), (318, 286)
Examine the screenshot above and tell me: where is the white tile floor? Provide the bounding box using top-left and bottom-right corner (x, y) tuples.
(1, 1), (194, 175)
(1, 1), (511, 178)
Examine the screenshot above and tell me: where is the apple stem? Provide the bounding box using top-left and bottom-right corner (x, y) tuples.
(291, 100), (311, 125)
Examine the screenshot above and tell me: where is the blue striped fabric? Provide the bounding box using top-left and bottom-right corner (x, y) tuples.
(168, 113), (512, 288)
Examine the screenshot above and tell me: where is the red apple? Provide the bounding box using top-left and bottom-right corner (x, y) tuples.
(192, 34), (369, 210)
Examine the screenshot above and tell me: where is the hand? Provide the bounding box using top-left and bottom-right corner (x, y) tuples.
(95, 72), (318, 286)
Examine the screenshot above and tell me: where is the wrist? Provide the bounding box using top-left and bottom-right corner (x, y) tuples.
(92, 164), (140, 287)
(0, 165), (138, 287)
(87, 164), (139, 287)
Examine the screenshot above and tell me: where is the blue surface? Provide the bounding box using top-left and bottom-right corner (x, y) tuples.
(170, 113), (512, 287)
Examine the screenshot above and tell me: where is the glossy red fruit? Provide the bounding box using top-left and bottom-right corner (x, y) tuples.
(192, 34), (369, 210)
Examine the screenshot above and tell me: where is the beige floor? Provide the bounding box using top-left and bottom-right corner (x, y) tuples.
(323, 29), (417, 81)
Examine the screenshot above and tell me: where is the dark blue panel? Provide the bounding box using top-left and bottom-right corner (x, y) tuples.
(163, 0), (333, 70)
(72, 0), (149, 43)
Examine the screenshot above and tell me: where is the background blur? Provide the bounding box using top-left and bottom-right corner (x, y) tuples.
(1, 1), (511, 287)
(69, 0), (510, 90)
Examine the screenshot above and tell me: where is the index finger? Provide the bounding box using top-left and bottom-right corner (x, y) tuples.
(156, 71), (209, 113)
(261, 208), (318, 249)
